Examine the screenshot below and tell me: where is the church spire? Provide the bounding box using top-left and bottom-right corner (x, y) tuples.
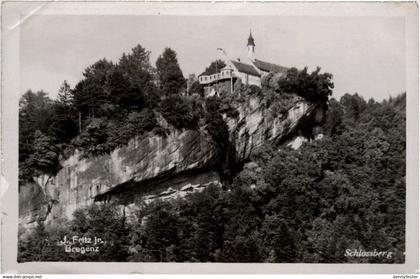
(247, 30), (255, 61)
(247, 30), (255, 47)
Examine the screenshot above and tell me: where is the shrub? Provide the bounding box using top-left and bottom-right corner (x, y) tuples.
(204, 97), (231, 162)
(119, 109), (157, 139)
(189, 80), (204, 96)
(72, 117), (110, 157)
(159, 95), (201, 130)
(278, 67), (334, 103)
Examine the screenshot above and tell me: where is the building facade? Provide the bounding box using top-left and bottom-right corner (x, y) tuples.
(198, 31), (289, 95)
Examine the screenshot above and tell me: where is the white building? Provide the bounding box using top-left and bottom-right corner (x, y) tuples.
(198, 31), (289, 90)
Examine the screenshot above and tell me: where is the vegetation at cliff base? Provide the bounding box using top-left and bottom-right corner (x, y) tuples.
(18, 204), (130, 262)
(127, 93), (405, 263)
(19, 92), (405, 263)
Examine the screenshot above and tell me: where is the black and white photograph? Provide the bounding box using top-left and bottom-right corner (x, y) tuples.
(1, 1), (418, 273)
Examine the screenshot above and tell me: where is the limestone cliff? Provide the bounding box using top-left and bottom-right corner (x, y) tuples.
(19, 89), (325, 227)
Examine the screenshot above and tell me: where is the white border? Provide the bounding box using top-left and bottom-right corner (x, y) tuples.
(1, 1), (418, 274)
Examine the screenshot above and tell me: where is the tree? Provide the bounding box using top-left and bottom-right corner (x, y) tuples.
(181, 186), (225, 262)
(19, 90), (56, 182)
(28, 130), (60, 175)
(340, 93), (367, 121)
(156, 47), (186, 95)
(70, 203), (131, 261)
(72, 118), (110, 157)
(47, 81), (79, 144)
(71, 59), (116, 118)
(159, 95), (200, 130)
(18, 221), (49, 262)
(57, 80), (73, 106)
(322, 98), (345, 136)
(118, 45), (159, 108)
(19, 90), (53, 163)
(278, 67), (334, 103)
(114, 85), (145, 111)
(260, 216), (298, 262)
(118, 45), (154, 87)
(202, 59), (226, 75)
(106, 109), (158, 149)
(107, 70), (132, 110)
(189, 80), (204, 96)
(203, 97), (230, 168)
(130, 201), (183, 262)
(217, 186), (263, 262)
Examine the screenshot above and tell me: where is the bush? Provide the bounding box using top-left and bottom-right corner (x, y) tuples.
(71, 109), (159, 157)
(219, 96), (239, 119)
(204, 97), (230, 149)
(107, 109), (158, 148)
(159, 95), (201, 130)
(31, 130), (60, 171)
(72, 117), (110, 157)
(278, 67), (334, 103)
(189, 81), (204, 96)
(264, 87), (301, 118)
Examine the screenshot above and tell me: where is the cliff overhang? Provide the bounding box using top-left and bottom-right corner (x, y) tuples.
(19, 85), (326, 227)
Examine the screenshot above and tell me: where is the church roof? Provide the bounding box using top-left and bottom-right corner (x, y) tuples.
(253, 59), (289, 75)
(231, 60), (260, 77)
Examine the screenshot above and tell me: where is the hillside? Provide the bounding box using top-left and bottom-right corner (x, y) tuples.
(18, 43), (405, 263)
(18, 77), (326, 228)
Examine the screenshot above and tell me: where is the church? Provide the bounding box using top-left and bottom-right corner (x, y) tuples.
(198, 32), (289, 90)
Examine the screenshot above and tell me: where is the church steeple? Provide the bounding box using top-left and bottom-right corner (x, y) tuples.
(247, 30), (255, 47)
(247, 30), (255, 61)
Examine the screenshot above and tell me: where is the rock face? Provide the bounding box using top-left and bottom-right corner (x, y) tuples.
(19, 90), (325, 227)
(227, 94), (323, 163)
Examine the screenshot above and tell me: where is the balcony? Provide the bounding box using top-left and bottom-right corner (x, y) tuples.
(199, 70), (235, 85)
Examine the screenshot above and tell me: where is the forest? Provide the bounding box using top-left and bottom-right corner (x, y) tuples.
(18, 44), (405, 263)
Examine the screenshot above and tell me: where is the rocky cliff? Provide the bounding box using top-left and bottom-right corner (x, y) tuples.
(19, 87), (326, 227)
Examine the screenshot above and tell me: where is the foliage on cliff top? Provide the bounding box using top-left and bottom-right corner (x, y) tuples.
(156, 47), (186, 95)
(18, 43), (332, 183)
(260, 67), (334, 116)
(278, 67), (334, 103)
(19, 45), (184, 182)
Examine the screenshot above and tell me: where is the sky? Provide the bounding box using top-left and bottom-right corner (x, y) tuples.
(20, 15), (406, 101)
